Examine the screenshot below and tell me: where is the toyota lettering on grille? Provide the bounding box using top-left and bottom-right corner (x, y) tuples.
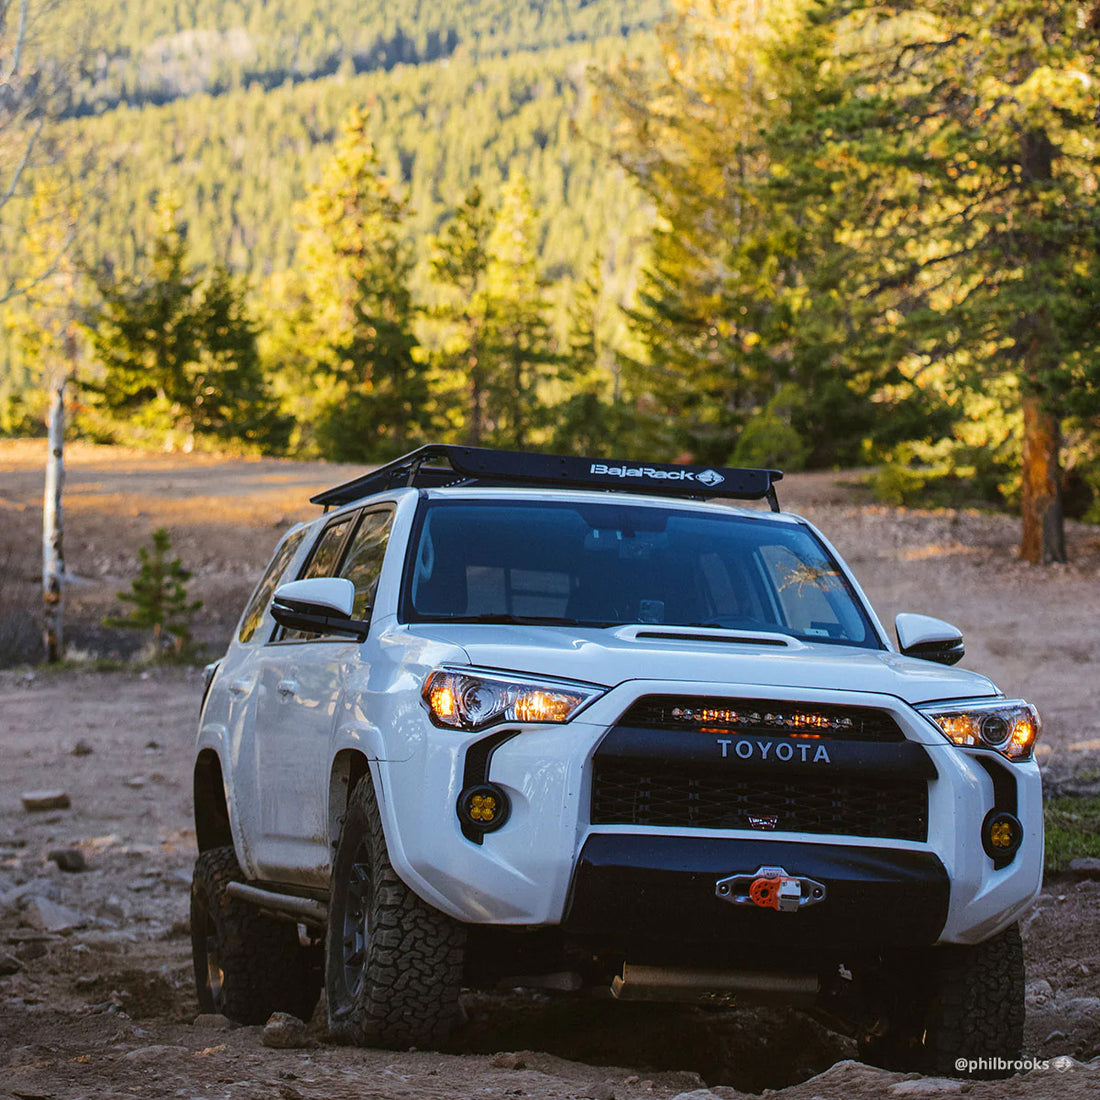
(718, 738), (832, 763)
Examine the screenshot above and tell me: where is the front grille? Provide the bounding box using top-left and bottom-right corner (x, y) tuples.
(618, 695), (906, 742)
(591, 761), (928, 842)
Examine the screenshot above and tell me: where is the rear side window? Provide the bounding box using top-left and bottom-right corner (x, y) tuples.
(299, 517), (355, 580)
(339, 509), (394, 619)
(237, 527), (309, 644)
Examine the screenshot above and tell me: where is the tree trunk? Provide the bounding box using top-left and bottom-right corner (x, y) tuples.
(42, 375), (66, 662)
(1019, 392), (1065, 565)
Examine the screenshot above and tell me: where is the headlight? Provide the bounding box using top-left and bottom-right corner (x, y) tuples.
(422, 669), (602, 730)
(918, 699), (1040, 762)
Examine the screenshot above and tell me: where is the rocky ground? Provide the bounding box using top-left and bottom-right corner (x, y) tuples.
(1, 441), (1099, 1098)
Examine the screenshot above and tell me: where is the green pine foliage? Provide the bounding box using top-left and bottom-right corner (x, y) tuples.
(105, 528), (203, 660)
(425, 185), (497, 444)
(480, 175), (560, 449)
(81, 196), (288, 449)
(288, 107), (429, 461)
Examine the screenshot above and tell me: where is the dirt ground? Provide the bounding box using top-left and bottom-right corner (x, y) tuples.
(1, 439), (1099, 1099)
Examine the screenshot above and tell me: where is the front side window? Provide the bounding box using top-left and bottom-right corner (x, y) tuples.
(403, 500), (881, 649)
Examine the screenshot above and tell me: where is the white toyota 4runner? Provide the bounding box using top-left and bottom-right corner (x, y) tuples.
(191, 446), (1042, 1076)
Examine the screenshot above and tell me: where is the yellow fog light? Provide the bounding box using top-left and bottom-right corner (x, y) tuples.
(981, 811), (1023, 865)
(457, 784), (510, 833)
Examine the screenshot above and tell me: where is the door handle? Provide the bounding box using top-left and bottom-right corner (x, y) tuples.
(228, 680), (251, 697)
(277, 679), (299, 699)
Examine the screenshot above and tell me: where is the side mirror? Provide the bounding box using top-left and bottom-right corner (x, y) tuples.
(895, 612), (965, 666)
(271, 578), (369, 641)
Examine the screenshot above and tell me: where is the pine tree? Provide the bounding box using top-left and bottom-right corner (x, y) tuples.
(426, 185), (495, 445)
(765, 0), (1100, 561)
(482, 175), (558, 448)
(83, 195), (286, 449)
(549, 255), (622, 455)
(294, 106), (429, 462)
(105, 528), (202, 660)
(600, 0), (818, 464)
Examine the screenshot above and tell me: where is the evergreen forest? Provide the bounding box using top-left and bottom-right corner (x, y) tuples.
(2, 0), (1097, 564)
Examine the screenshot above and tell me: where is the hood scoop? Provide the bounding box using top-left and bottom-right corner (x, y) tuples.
(614, 625), (793, 648)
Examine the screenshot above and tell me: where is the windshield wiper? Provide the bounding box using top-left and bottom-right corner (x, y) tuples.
(426, 613), (615, 628)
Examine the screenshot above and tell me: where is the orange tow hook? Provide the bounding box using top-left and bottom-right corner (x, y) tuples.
(749, 876), (781, 909)
(749, 874), (804, 911)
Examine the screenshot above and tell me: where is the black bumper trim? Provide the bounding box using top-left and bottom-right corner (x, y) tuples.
(564, 833), (949, 959)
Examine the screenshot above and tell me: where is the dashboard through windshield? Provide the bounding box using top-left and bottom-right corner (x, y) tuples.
(402, 499), (881, 648)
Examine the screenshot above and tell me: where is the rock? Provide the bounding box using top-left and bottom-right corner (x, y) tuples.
(14, 940), (49, 961)
(1062, 995), (1100, 1025)
(20, 790), (71, 812)
(670, 1092), (743, 1100)
(659, 1072), (707, 1092)
(123, 1044), (188, 1061)
(193, 1013), (233, 1030)
(48, 848), (87, 873)
(1068, 857), (1100, 880)
(889, 1080), (964, 1095)
(0, 879), (49, 913)
(0, 953), (21, 976)
(581, 1082), (617, 1100)
(491, 1052), (527, 1070)
(123, 776), (147, 789)
(20, 895), (87, 933)
(102, 895), (126, 919)
(71, 739), (94, 756)
(1026, 978), (1055, 1006)
(262, 1012), (312, 1049)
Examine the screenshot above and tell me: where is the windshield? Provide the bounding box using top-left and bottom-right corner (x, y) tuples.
(402, 499), (882, 648)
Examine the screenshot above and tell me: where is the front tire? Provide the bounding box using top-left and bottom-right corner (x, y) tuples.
(859, 923), (1025, 1078)
(325, 776), (466, 1049)
(190, 846), (322, 1024)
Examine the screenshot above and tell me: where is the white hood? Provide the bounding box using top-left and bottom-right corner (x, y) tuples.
(402, 623), (999, 706)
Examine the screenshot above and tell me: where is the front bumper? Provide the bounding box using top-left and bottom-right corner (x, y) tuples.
(374, 680), (1042, 947)
(564, 834), (949, 959)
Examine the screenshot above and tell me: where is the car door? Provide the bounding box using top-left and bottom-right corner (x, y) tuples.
(250, 507), (394, 886)
(217, 525), (310, 877)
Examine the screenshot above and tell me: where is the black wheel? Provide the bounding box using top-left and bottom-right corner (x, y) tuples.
(859, 923), (1025, 1079)
(190, 845), (322, 1024)
(325, 776), (466, 1049)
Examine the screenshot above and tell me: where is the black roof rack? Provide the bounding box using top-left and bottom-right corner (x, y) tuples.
(311, 445), (784, 512)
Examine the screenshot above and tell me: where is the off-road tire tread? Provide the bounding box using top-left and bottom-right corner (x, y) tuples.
(859, 923), (1025, 1078)
(191, 845), (321, 1025)
(922, 922), (1025, 1078)
(325, 776), (466, 1049)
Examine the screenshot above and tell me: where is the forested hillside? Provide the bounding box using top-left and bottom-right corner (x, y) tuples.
(0, 8), (658, 409)
(54, 0), (663, 110)
(3, 0), (1097, 568)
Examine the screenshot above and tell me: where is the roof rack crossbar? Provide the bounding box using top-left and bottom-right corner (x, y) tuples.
(311, 445), (784, 511)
